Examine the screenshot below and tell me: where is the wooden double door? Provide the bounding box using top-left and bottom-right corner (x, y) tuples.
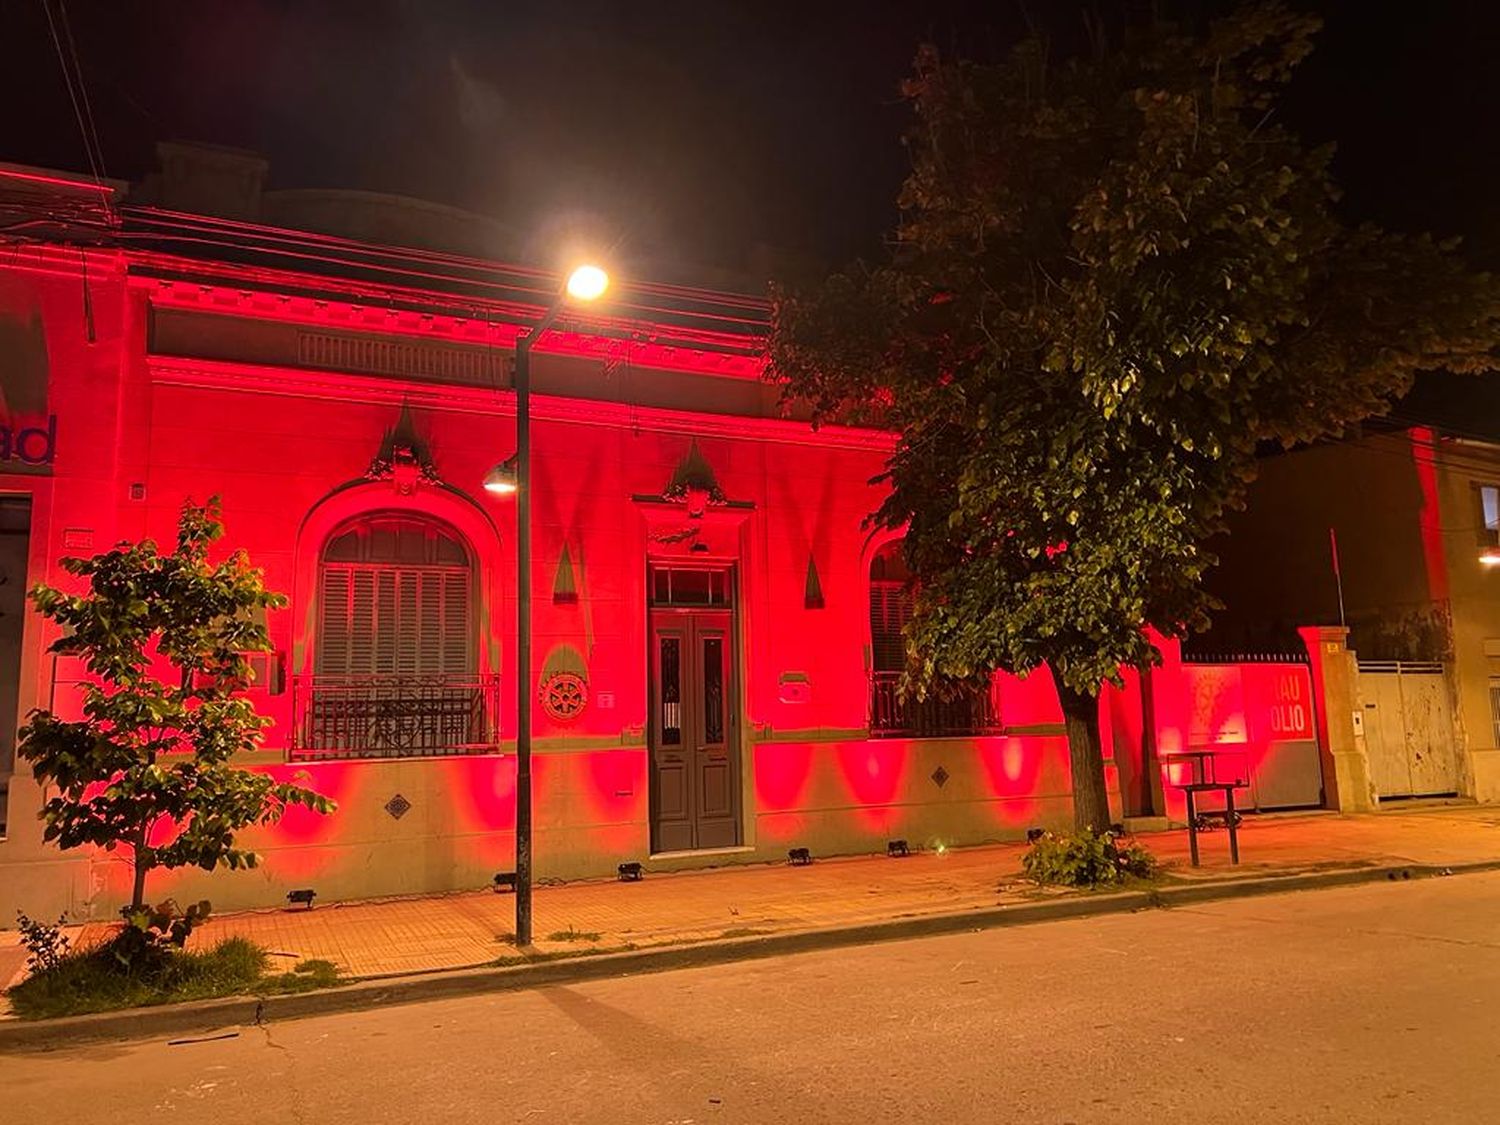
(649, 608), (740, 853)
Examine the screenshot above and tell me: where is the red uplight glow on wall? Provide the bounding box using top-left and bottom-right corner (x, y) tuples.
(583, 749), (646, 823)
(837, 742), (908, 807)
(978, 737), (1042, 798)
(263, 762), (360, 845)
(454, 755), (519, 833)
(977, 737), (1043, 823)
(836, 742), (911, 831)
(1410, 427), (1451, 603)
(754, 743), (815, 812)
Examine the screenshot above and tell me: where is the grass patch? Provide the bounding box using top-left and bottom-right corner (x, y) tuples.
(260, 959), (342, 995)
(7, 936), (266, 1020)
(494, 942), (637, 968)
(545, 927), (602, 943)
(7, 939), (344, 1020)
(718, 927), (771, 939)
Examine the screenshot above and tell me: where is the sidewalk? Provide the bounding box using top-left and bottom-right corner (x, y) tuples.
(4, 804), (1498, 990)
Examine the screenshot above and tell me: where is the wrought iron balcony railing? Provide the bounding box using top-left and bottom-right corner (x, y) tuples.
(291, 674), (501, 761)
(869, 671), (1000, 739)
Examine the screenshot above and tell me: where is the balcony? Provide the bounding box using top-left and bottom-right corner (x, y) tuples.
(869, 671), (1000, 739)
(291, 674), (501, 761)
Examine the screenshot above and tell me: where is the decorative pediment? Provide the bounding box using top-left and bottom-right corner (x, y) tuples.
(366, 403), (441, 495)
(635, 438), (751, 556)
(660, 439), (727, 515)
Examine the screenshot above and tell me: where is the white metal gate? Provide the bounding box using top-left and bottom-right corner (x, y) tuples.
(1357, 661), (1462, 799)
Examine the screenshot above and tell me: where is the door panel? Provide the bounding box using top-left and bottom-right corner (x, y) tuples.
(650, 626), (694, 852)
(1402, 674), (1461, 795)
(1360, 667), (1461, 799)
(650, 608), (740, 852)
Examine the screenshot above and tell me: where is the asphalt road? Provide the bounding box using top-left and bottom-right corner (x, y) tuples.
(6, 873), (1500, 1124)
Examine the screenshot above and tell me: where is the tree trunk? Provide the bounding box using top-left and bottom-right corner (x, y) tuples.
(1056, 682), (1112, 832)
(130, 827), (150, 911)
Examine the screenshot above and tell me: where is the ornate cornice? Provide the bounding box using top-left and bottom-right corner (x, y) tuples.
(147, 355), (897, 452)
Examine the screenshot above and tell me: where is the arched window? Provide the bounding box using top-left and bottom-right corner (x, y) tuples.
(317, 514), (473, 679)
(868, 541), (998, 738)
(300, 513), (494, 760)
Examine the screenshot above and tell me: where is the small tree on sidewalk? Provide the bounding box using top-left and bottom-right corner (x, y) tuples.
(18, 497), (334, 911)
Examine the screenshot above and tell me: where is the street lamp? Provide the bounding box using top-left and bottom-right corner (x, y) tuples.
(484, 263), (609, 946)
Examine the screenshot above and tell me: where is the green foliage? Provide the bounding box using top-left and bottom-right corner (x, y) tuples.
(111, 898), (212, 970)
(15, 912), (71, 975)
(1022, 829), (1159, 888)
(768, 3), (1500, 827)
(17, 497), (335, 909)
(6, 935), (270, 1020)
(261, 958), (342, 995)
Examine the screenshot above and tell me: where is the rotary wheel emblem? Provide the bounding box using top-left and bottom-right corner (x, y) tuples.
(540, 671), (588, 721)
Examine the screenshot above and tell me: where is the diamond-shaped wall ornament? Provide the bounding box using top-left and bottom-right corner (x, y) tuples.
(931, 766), (950, 789)
(384, 793), (412, 820)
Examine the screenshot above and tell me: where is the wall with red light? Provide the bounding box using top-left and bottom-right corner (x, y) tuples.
(0, 251), (1335, 919)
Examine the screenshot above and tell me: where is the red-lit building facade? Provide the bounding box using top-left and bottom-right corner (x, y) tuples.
(0, 161), (1340, 919)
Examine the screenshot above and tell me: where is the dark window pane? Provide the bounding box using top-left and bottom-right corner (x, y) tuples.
(434, 533), (467, 566)
(324, 530), (361, 561)
(394, 525), (427, 563)
(672, 569), (712, 605)
(703, 636), (724, 744)
(369, 526), (398, 561)
(650, 567), (734, 607)
(660, 636), (682, 746)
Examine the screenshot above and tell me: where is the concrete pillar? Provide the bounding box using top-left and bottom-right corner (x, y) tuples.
(1298, 625), (1377, 813)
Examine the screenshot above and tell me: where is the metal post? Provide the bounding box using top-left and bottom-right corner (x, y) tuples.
(1226, 788), (1240, 865)
(510, 294), (569, 947)
(1329, 526), (1347, 628)
(514, 331), (534, 946)
(1185, 788), (1199, 868)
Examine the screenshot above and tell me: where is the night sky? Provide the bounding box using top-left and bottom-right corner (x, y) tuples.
(4, 1), (1498, 274)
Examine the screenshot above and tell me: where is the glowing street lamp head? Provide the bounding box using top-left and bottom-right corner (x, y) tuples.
(483, 455), (519, 495)
(565, 264), (609, 302)
(1481, 548), (1500, 567)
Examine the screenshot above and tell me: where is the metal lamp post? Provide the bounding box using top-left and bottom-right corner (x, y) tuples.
(484, 263), (608, 946)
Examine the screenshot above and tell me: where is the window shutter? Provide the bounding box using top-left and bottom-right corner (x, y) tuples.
(316, 516), (475, 682)
(317, 569), (351, 675)
(350, 569), (377, 675)
(440, 572), (470, 673)
(397, 570), (421, 677)
(869, 583), (911, 673)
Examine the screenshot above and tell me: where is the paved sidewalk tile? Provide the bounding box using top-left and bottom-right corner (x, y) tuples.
(4, 804), (1498, 990)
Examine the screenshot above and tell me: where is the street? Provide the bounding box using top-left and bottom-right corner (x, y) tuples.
(6, 872), (1500, 1124)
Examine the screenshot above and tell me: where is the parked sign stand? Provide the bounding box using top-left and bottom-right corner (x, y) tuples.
(1162, 750), (1248, 867)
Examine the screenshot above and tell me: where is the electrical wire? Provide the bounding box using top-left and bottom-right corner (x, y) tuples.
(40, 0), (108, 195)
(57, 0), (107, 187)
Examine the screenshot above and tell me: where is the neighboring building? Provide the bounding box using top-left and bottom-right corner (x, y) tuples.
(0, 151), (1381, 919)
(1203, 422), (1500, 805)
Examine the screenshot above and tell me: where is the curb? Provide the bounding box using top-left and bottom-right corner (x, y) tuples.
(5, 858), (1498, 1051)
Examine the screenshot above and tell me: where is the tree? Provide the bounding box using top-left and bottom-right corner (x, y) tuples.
(18, 497), (334, 909)
(768, 3), (1500, 829)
